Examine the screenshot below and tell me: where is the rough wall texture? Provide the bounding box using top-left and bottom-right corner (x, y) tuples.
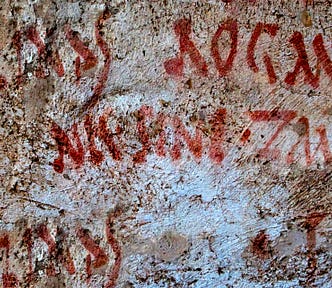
(0, 0), (331, 287)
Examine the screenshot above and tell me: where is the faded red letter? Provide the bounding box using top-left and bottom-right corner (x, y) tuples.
(287, 118), (332, 165)
(248, 109), (297, 159)
(164, 19), (208, 77)
(247, 22), (279, 84)
(171, 116), (203, 161)
(51, 122), (85, 173)
(313, 34), (332, 80)
(284, 32), (319, 88)
(209, 108), (227, 164)
(211, 19), (238, 77)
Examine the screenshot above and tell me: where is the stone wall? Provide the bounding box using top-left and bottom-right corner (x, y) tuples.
(0, 0), (331, 287)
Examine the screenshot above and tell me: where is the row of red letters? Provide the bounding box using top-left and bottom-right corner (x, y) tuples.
(2, 10), (112, 111)
(164, 19), (332, 88)
(0, 213), (121, 287)
(0, 211), (327, 286)
(0, 17), (330, 92)
(51, 106), (332, 173)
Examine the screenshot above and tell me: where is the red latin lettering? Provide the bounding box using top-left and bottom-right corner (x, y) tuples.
(77, 227), (109, 283)
(313, 34), (332, 80)
(171, 115), (203, 160)
(97, 110), (123, 162)
(25, 26), (65, 78)
(133, 106), (153, 163)
(287, 118), (332, 165)
(51, 122), (85, 173)
(83, 9), (112, 111)
(211, 19), (238, 77)
(164, 19), (208, 77)
(209, 108), (227, 164)
(284, 32), (319, 88)
(77, 228), (109, 268)
(84, 114), (105, 165)
(248, 110), (297, 159)
(314, 125), (332, 164)
(65, 26), (98, 82)
(36, 224), (75, 276)
(247, 22), (279, 84)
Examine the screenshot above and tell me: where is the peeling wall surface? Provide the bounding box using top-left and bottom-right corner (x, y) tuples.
(0, 0), (331, 287)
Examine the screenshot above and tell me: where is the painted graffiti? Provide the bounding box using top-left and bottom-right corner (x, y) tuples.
(0, 213), (121, 287)
(164, 19), (331, 88)
(50, 106), (331, 173)
(0, 16), (330, 94)
(10, 9), (112, 111)
(0, 1), (330, 287)
(0, 211), (327, 287)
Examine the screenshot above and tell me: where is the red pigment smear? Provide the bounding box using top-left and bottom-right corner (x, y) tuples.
(0, 234), (10, 271)
(240, 128), (251, 143)
(305, 212), (326, 249)
(85, 254), (92, 283)
(287, 119), (332, 166)
(0, 234), (19, 287)
(65, 26), (98, 81)
(211, 19), (238, 77)
(0, 235), (10, 249)
(22, 228), (34, 283)
(51, 122), (84, 173)
(248, 109), (296, 122)
(302, 0), (314, 7)
(12, 31), (23, 84)
(209, 108), (226, 164)
(247, 22), (279, 84)
(287, 116), (311, 165)
(75, 56), (81, 83)
(98, 110), (122, 161)
(171, 115), (203, 161)
(2, 273), (19, 288)
(36, 224), (75, 276)
(77, 227), (109, 269)
(133, 106), (153, 164)
(26, 25), (64, 78)
(83, 9), (112, 111)
(284, 32), (319, 88)
(251, 230), (269, 259)
(304, 212), (326, 284)
(221, 0), (257, 2)
(248, 110), (297, 159)
(313, 34), (332, 80)
(105, 210), (122, 288)
(84, 114), (105, 165)
(164, 18), (208, 77)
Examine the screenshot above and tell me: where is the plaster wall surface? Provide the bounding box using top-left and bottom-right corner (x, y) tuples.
(0, 0), (331, 287)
